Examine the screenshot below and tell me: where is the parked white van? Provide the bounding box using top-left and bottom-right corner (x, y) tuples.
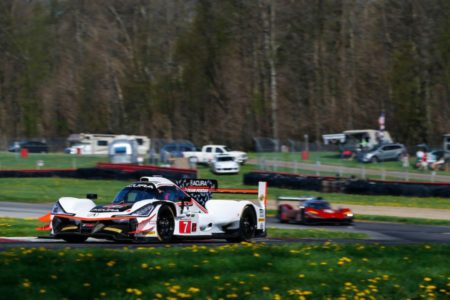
(66, 133), (150, 156)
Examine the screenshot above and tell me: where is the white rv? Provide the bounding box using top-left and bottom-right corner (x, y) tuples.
(66, 133), (150, 156)
(322, 129), (393, 149)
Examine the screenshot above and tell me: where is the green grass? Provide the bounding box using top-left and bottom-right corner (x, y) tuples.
(265, 188), (450, 209)
(0, 244), (449, 299)
(0, 218), (367, 239)
(0, 178), (130, 204)
(355, 215), (450, 226)
(267, 228), (367, 239)
(265, 210), (450, 226)
(0, 152), (107, 170)
(0, 218), (43, 237)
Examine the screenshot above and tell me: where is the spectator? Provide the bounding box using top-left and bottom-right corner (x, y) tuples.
(416, 149), (426, 170)
(360, 136), (369, 151)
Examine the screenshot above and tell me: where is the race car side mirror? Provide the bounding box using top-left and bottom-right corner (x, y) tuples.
(86, 193), (98, 200)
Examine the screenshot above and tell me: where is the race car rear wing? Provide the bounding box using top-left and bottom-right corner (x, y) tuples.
(277, 196), (318, 203)
(175, 178), (267, 208)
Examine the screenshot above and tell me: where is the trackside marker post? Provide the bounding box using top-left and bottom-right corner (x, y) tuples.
(258, 181), (268, 209)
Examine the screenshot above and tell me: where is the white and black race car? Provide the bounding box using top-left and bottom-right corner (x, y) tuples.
(39, 176), (267, 243)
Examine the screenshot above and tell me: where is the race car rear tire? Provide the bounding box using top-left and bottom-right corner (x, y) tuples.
(62, 236), (88, 243)
(226, 206), (256, 243)
(157, 206), (175, 242)
(277, 204), (293, 223)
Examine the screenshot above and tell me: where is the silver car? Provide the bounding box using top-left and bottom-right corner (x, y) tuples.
(357, 143), (406, 163)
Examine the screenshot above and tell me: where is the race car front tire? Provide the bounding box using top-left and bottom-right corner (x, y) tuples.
(226, 206), (256, 243)
(157, 205), (175, 242)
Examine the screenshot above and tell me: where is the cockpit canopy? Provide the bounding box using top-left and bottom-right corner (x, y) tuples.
(113, 183), (188, 204)
(304, 200), (331, 209)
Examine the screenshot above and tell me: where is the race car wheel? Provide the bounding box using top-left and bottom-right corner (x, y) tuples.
(227, 206), (256, 243)
(157, 206), (175, 242)
(62, 236), (88, 243)
(277, 204), (293, 223)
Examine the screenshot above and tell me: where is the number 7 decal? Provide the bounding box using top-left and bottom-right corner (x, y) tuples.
(179, 221), (191, 234)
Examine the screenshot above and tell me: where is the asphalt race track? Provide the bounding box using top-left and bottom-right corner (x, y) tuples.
(0, 202), (449, 249)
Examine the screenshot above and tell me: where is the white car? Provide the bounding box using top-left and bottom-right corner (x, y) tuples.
(40, 176), (267, 243)
(183, 145), (248, 165)
(211, 154), (240, 174)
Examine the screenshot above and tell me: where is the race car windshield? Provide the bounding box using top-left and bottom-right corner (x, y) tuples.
(307, 201), (331, 209)
(113, 187), (163, 204)
(113, 186), (189, 204)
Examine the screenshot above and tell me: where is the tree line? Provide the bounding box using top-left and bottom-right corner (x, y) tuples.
(0, 0), (449, 150)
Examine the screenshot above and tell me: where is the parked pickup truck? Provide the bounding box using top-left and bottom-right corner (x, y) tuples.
(183, 145), (248, 164)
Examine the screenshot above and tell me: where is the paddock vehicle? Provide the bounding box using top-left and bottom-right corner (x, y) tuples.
(38, 177), (267, 243)
(8, 140), (48, 153)
(183, 145), (248, 165)
(357, 143), (407, 163)
(210, 154), (240, 174)
(277, 196), (353, 225)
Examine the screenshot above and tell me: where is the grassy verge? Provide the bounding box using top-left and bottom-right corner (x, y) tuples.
(264, 188), (450, 209)
(0, 178), (130, 204)
(0, 218), (43, 237)
(0, 218), (367, 240)
(0, 175), (449, 210)
(0, 152), (107, 169)
(267, 228), (367, 239)
(356, 215), (450, 226)
(266, 210), (450, 226)
(0, 243), (449, 299)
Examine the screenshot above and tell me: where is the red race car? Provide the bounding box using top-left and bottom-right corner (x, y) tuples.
(277, 196), (353, 225)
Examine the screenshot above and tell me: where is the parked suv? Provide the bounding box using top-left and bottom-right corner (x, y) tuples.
(357, 143), (406, 163)
(8, 141), (49, 153)
(159, 142), (196, 162)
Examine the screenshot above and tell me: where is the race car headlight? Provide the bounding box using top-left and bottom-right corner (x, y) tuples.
(130, 204), (155, 217)
(51, 202), (74, 216)
(344, 212), (354, 217)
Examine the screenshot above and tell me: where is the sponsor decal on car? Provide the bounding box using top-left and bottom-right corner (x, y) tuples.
(90, 204), (133, 213)
(128, 183), (156, 189)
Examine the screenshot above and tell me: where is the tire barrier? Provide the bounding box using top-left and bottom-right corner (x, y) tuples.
(343, 180), (448, 197)
(0, 169), (77, 179)
(0, 164), (197, 181)
(244, 171), (322, 191)
(244, 171), (450, 198)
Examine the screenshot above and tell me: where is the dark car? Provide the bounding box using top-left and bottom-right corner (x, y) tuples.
(159, 142), (196, 162)
(357, 143), (406, 163)
(8, 141), (49, 153)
